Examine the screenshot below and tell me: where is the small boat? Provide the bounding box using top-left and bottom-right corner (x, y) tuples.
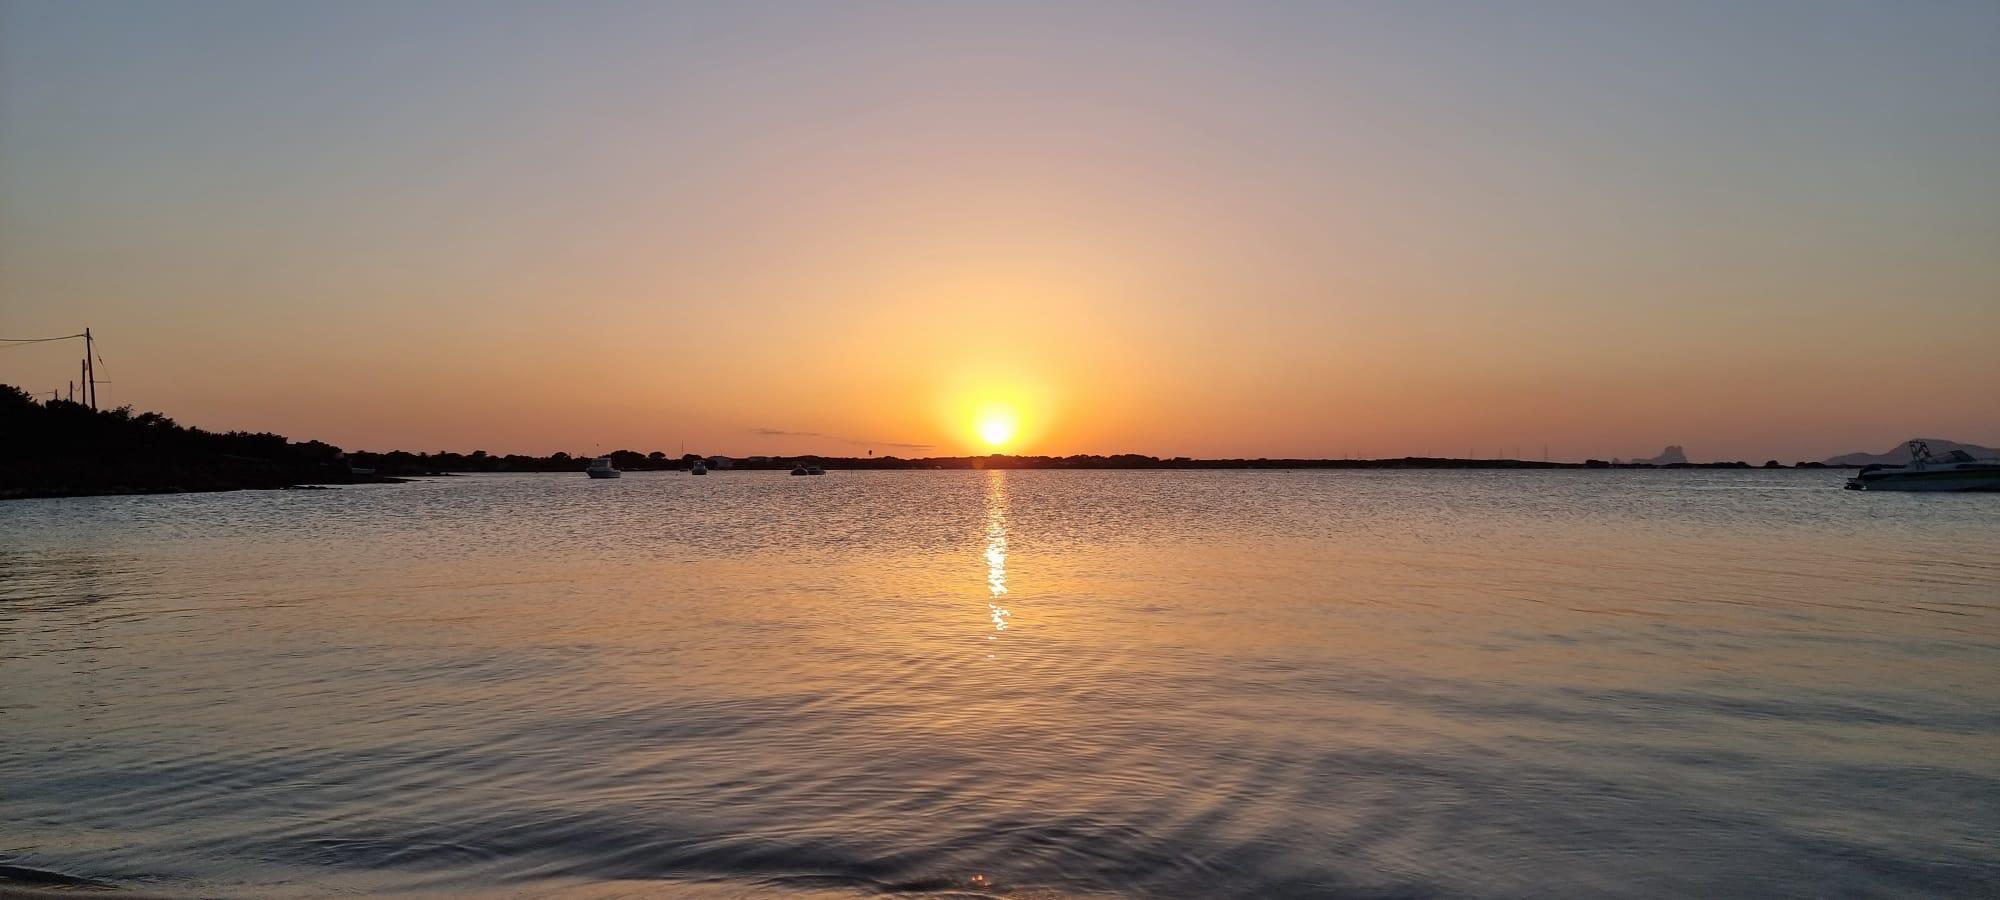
(690, 460), (708, 475)
(585, 457), (622, 479)
(790, 463), (810, 476)
(806, 465), (824, 475)
(1846, 441), (2000, 492)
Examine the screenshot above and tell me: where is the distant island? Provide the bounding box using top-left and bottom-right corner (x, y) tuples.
(1, 385), (1874, 500)
(1635, 445), (1689, 465)
(1823, 439), (2000, 467)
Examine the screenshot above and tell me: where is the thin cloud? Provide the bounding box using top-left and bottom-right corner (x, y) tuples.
(752, 427), (931, 452)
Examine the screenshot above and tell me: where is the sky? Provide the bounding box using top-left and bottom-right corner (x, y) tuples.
(3, 1), (1996, 462)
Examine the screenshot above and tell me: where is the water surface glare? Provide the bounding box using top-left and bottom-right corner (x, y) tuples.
(3, 470), (1997, 898)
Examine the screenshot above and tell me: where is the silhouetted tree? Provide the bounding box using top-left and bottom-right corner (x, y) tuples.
(0, 384), (371, 498)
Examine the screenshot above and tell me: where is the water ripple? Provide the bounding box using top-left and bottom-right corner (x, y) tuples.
(2, 470), (1997, 897)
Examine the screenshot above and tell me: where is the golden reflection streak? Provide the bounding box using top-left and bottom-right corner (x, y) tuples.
(984, 471), (1011, 651)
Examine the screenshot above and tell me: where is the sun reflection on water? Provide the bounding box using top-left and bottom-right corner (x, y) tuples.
(984, 471), (1011, 651)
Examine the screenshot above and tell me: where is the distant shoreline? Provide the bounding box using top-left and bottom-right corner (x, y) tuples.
(5, 459), (1851, 501)
(0, 385), (1853, 502)
(345, 449), (1843, 477)
(407, 457), (1838, 471)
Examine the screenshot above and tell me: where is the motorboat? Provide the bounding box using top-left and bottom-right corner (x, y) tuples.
(1846, 441), (2000, 492)
(806, 465), (824, 475)
(585, 456), (622, 479)
(790, 463), (810, 476)
(690, 460), (708, 475)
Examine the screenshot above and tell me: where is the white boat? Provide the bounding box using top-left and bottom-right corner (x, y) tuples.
(790, 463), (810, 476)
(807, 465), (824, 475)
(1846, 441), (2000, 492)
(585, 457), (621, 479)
(690, 460), (708, 475)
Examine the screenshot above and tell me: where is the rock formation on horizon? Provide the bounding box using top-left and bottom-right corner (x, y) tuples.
(1824, 439), (2000, 466)
(1636, 445), (1689, 465)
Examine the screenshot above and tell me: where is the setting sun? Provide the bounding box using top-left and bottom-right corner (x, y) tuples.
(976, 407), (1020, 449)
(939, 366), (1057, 455)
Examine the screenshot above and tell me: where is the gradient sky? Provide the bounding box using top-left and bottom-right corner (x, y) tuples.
(4, 1), (1996, 461)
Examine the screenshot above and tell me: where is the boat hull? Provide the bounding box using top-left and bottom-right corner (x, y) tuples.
(1846, 470), (2000, 491)
(586, 470), (621, 479)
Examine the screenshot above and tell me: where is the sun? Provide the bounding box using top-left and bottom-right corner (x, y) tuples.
(942, 371), (1050, 454)
(975, 407), (1019, 449)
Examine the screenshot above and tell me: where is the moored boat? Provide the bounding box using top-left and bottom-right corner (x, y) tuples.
(1846, 441), (2000, 492)
(585, 457), (622, 479)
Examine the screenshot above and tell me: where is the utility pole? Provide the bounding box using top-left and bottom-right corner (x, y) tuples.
(83, 327), (97, 410)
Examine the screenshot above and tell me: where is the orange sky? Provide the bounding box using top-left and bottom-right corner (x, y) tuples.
(3, 3), (1996, 462)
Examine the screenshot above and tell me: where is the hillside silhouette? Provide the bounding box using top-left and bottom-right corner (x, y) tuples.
(1824, 439), (1999, 466)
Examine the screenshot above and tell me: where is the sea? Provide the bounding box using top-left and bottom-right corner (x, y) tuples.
(2, 470), (1996, 898)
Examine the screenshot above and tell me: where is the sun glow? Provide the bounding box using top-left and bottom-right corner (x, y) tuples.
(938, 365), (1056, 454)
(976, 407), (1020, 449)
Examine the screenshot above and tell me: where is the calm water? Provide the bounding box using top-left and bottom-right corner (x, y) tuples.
(3, 470), (1997, 898)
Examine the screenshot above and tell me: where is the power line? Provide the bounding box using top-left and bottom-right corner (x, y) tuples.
(2, 329), (101, 410)
(1, 333), (86, 346)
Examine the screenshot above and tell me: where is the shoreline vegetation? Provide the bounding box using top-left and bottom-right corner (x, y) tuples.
(1, 385), (408, 500)
(5, 385), (1836, 501)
